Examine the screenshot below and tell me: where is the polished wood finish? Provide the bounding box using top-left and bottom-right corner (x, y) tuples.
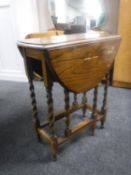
(113, 0), (131, 88)
(18, 30), (120, 160)
(25, 29), (64, 82)
(19, 31), (120, 93)
(49, 40), (120, 93)
(25, 29), (64, 39)
(19, 31), (119, 49)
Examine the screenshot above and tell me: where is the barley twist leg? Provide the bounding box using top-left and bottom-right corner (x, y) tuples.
(90, 86), (98, 135)
(29, 79), (41, 142)
(64, 89), (71, 136)
(46, 85), (58, 160)
(72, 93), (78, 106)
(101, 73), (110, 129)
(82, 92), (87, 118)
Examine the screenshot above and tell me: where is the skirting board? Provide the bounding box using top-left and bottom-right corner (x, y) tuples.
(113, 80), (131, 89)
(0, 70), (27, 82)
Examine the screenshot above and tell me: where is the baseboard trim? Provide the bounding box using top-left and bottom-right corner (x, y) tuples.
(113, 80), (131, 89)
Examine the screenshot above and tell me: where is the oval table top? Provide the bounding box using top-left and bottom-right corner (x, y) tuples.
(18, 30), (121, 93)
(17, 30), (120, 51)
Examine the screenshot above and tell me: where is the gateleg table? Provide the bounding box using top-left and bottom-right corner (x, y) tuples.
(17, 30), (120, 160)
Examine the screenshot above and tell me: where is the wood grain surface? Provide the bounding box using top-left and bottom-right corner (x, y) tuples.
(48, 40), (120, 93)
(20, 31), (121, 93)
(25, 29), (64, 39)
(18, 30), (121, 160)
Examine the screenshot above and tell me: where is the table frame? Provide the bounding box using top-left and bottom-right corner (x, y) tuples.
(19, 47), (109, 160)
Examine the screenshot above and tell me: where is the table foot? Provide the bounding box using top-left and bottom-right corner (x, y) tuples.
(51, 137), (58, 161)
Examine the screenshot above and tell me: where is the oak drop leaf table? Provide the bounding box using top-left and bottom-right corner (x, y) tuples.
(17, 30), (121, 160)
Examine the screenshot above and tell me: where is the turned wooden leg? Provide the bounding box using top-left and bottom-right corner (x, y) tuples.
(29, 79), (41, 142)
(101, 73), (110, 129)
(46, 85), (55, 136)
(82, 92), (87, 118)
(64, 89), (71, 136)
(72, 93), (78, 106)
(46, 85), (58, 160)
(90, 86), (98, 135)
(20, 49), (41, 142)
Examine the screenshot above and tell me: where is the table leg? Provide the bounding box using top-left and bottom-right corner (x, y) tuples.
(82, 92), (87, 118)
(51, 136), (58, 161)
(72, 93), (78, 106)
(46, 85), (55, 136)
(46, 85), (58, 160)
(90, 86), (98, 135)
(101, 73), (110, 129)
(20, 48), (42, 142)
(64, 89), (71, 136)
(29, 79), (41, 142)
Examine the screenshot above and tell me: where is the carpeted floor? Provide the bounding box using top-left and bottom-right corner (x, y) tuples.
(0, 80), (131, 175)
